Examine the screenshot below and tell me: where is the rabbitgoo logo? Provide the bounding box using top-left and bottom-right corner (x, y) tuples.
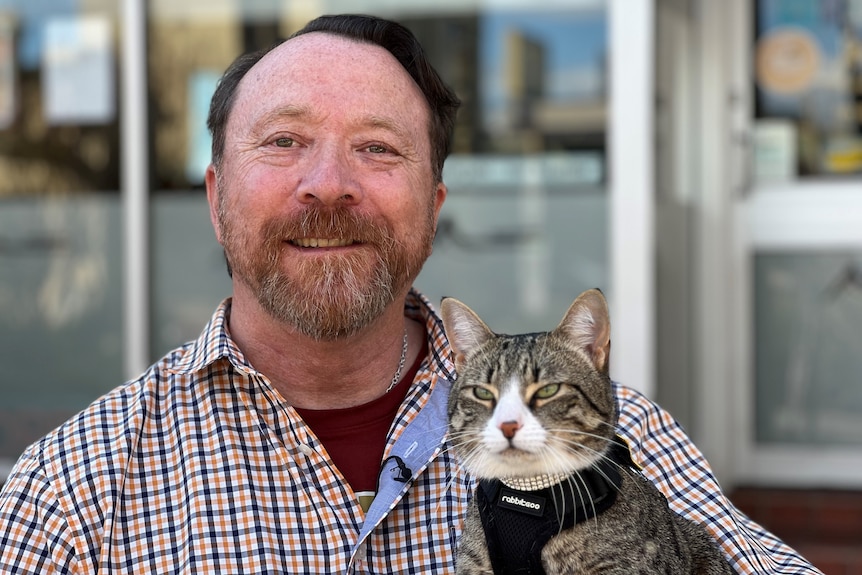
(501, 495), (541, 510)
(497, 488), (546, 516)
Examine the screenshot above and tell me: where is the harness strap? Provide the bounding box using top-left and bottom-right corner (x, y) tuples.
(476, 436), (635, 575)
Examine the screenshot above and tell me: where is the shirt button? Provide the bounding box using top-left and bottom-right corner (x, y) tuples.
(298, 443), (314, 456)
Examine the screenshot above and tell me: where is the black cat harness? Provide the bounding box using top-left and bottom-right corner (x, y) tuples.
(474, 436), (638, 575)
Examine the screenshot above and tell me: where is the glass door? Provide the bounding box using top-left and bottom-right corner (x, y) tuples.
(1, 0), (655, 484)
(0, 0), (124, 475)
(736, 0), (862, 486)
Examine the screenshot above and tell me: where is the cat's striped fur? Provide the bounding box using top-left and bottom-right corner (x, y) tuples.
(442, 289), (734, 575)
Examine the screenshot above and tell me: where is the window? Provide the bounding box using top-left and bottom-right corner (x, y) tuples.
(753, 0), (862, 180)
(0, 1), (123, 464)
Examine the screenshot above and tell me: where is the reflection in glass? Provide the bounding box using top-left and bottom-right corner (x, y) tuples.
(754, 0), (862, 177)
(0, 0), (120, 196)
(418, 159), (606, 334)
(0, 0), (122, 461)
(478, 9), (606, 155)
(0, 197), (123, 459)
(755, 252), (862, 446)
(150, 195), (232, 359)
(150, 3), (609, 188)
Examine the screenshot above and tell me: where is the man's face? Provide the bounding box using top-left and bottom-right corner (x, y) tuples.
(206, 33), (446, 339)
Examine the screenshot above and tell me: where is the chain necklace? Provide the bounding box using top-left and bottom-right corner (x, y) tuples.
(385, 331), (409, 393)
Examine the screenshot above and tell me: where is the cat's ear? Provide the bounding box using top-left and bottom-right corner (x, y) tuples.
(556, 288), (611, 374)
(440, 297), (495, 368)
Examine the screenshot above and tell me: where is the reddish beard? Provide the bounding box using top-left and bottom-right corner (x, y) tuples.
(219, 204), (433, 339)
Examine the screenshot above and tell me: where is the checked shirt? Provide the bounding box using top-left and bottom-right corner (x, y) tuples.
(0, 290), (822, 574)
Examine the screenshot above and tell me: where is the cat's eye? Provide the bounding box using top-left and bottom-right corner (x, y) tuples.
(472, 387), (495, 401)
(534, 383), (560, 399)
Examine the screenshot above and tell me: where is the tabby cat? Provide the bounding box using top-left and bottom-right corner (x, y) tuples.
(442, 289), (734, 575)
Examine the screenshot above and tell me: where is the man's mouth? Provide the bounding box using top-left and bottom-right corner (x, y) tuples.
(290, 238), (359, 248)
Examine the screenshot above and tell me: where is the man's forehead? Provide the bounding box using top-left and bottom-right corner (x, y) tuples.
(250, 32), (407, 83)
(231, 31), (430, 131)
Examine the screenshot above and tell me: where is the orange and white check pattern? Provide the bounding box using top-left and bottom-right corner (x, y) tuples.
(0, 290), (822, 574)
(615, 384), (823, 574)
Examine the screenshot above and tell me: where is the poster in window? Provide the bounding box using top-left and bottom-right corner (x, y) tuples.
(42, 15), (114, 125)
(0, 14), (15, 130)
(755, 0), (862, 174)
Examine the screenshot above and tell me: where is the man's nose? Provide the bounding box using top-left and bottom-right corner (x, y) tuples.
(295, 145), (362, 206)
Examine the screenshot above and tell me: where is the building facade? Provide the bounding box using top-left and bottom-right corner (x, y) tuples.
(1, 0), (860, 531)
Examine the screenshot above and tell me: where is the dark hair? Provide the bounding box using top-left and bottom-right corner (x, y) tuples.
(207, 14), (461, 181)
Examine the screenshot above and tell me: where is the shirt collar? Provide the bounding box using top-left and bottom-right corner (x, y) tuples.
(404, 288), (456, 382)
(164, 297), (253, 376)
(165, 289), (457, 380)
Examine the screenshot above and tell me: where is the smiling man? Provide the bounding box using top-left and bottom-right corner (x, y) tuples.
(0, 14), (822, 575)
(206, 29), (446, 410)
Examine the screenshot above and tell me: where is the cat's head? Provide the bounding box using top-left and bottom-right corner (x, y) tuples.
(441, 288), (615, 481)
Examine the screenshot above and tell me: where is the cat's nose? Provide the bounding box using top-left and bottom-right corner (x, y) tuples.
(499, 421), (520, 439)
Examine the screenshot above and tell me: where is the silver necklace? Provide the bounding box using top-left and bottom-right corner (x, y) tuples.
(385, 331), (409, 393)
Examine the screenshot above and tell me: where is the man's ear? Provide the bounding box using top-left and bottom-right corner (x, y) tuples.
(205, 164), (223, 244)
(433, 182), (447, 222)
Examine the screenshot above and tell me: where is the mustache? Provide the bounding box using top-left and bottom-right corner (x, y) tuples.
(261, 206), (397, 248)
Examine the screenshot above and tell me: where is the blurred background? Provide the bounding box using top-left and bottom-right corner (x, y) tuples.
(0, 0), (860, 570)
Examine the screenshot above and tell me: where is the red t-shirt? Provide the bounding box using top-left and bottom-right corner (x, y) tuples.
(295, 339), (426, 511)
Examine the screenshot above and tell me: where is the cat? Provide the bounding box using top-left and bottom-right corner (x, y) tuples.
(441, 288), (735, 575)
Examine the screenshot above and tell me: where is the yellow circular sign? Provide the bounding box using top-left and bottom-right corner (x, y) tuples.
(756, 28), (820, 94)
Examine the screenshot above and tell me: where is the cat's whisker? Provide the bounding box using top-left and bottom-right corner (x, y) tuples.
(559, 471), (585, 535)
(542, 435), (608, 465)
(593, 420), (618, 430)
(541, 428), (617, 443)
(454, 445), (498, 478)
(430, 466), (468, 518)
(547, 436), (649, 500)
(441, 434), (474, 449)
(425, 422), (457, 434)
(436, 441), (465, 462)
(543, 432), (614, 453)
(548, 436), (636, 482)
(541, 448), (593, 534)
(542, 431), (617, 454)
(571, 471), (601, 536)
(553, 477), (568, 532)
(586, 447), (650, 499)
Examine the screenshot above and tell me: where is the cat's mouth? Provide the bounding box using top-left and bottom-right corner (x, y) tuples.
(499, 446), (532, 457)
(481, 446), (595, 479)
(489, 448), (553, 473)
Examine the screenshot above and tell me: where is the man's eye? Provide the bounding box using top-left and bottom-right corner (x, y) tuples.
(275, 137), (295, 148)
(366, 144), (388, 153)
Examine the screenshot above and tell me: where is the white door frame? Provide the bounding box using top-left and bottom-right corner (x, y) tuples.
(727, 0), (862, 488)
(609, 0), (656, 399)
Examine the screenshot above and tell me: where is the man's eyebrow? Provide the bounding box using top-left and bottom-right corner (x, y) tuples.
(254, 105), (312, 128)
(364, 115), (412, 140)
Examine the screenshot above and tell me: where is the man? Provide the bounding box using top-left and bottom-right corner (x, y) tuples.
(0, 14), (820, 574)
